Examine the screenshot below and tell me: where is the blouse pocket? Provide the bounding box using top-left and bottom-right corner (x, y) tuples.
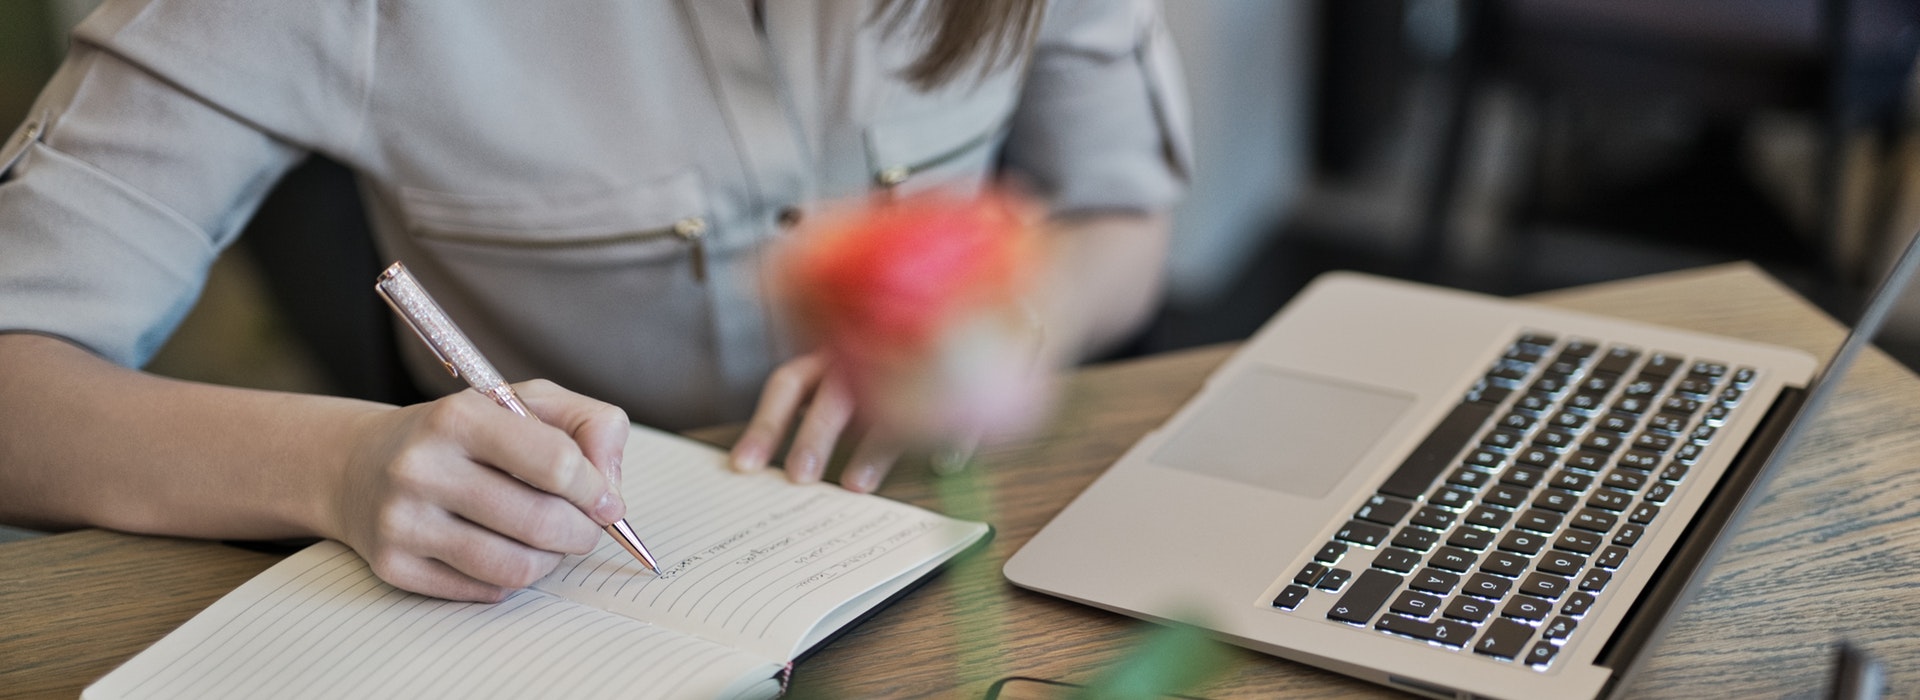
(397, 169), (713, 280)
(864, 93), (1014, 196)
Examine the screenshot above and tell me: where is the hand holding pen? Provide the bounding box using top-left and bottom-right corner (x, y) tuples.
(332, 262), (657, 602)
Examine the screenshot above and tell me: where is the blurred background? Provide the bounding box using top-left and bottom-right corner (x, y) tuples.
(3, 0), (1918, 399)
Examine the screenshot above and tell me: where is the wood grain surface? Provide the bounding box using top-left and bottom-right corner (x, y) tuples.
(4, 263), (1916, 699)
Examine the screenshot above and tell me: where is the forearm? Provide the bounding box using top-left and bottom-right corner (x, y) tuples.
(0, 332), (385, 540)
(1037, 212), (1172, 363)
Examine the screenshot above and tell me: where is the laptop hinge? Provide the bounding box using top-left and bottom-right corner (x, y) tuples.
(1593, 386), (1808, 695)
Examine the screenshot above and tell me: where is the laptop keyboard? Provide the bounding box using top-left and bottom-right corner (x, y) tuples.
(1270, 332), (1755, 669)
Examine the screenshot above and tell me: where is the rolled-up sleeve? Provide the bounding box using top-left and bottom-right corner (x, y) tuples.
(1001, 0), (1194, 215)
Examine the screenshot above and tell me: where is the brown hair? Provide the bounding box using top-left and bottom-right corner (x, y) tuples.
(877, 0), (1046, 90)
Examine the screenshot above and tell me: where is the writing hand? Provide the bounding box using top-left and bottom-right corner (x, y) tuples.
(729, 352), (903, 493)
(330, 379), (629, 601)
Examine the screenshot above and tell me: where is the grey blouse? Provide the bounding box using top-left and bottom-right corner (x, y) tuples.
(0, 0), (1191, 429)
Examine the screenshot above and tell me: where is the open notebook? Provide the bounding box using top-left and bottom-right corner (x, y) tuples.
(84, 425), (991, 700)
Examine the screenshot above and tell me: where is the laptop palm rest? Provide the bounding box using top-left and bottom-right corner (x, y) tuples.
(1150, 366), (1413, 499)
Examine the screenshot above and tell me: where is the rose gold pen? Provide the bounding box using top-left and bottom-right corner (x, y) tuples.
(374, 261), (660, 574)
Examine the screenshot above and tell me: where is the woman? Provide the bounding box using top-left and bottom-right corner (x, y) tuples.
(0, 0), (1190, 601)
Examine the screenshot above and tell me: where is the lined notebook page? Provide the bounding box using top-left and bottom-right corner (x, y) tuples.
(538, 425), (990, 661)
(82, 541), (779, 700)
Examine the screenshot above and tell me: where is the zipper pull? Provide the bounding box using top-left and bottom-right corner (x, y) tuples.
(674, 217), (708, 283)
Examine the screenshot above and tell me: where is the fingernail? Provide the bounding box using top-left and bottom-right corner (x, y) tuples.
(594, 492), (625, 524)
(791, 453), (820, 483)
(609, 455), (624, 488)
(843, 464), (877, 493)
(731, 445), (764, 473)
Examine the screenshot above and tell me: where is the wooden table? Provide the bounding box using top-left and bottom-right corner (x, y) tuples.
(5, 263), (1918, 699)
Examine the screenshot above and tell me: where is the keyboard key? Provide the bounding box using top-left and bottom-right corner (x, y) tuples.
(1648, 413), (1687, 434)
(1617, 451), (1662, 472)
(1594, 545), (1629, 570)
(1318, 568), (1353, 591)
(1315, 541), (1348, 564)
(1555, 530), (1603, 554)
(1691, 423), (1718, 443)
(1595, 412), (1637, 434)
(1373, 547), (1422, 574)
(1603, 469), (1648, 491)
(1613, 524), (1645, 547)
(1564, 450), (1609, 472)
(1392, 527), (1440, 552)
(1446, 596), (1496, 623)
(1356, 494), (1416, 525)
(1673, 378), (1715, 397)
(1561, 592), (1596, 617)
(1644, 481), (1675, 504)
(1537, 551), (1585, 576)
(1580, 372), (1620, 394)
(1475, 618), (1537, 659)
(1580, 569), (1612, 593)
(1500, 412), (1537, 431)
(1295, 562), (1329, 586)
(1621, 377), (1661, 398)
(1449, 468), (1493, 489)
(1428, 547), (1477, 573)
(1642, 353), (1684, 377)
(1542, 615), (1578, 641)
(1675, 443), (1704, 463)
(1273, 584), (1310, 610)
(1561, 339), (1598, 358)
(1482, 485), (1530, 509)
(1515, 509), (1564, 534)
(1377, 614), (1474, 648)
(1548, 470), (1593, 492)
(1548, 410), (1587, 430)
(1703, 404), (1731, 425)
(1587, 489), (1631, 512)
(1409, 567), (1462, 595)
(1335, 520), (1392, 547)
(1581, 433), (1624, 453)
(1498, 531), (1548, 557)
(1533, 489), (1579, 513)
(1535, 429), (1577, 450)
(1628, 503), (1661, 525)
(1449, 526), (1496, 551)
(1525, 641), (1559, 668)
(1464, 448), (1506, 470)
(1501, 466), (1546, 488)
(1466, 505), (1514, 529)
(1327, 569), (1402, 625)
(1567, 392), (1607, 412)
(1690, 361), (1728, 378)
(1519, 573), (1571, 599)
(1391, 590), (1446, 618)
(1571, 508), (1618, 533)
(1380, 401), (1498, 499)
(1483, 428), (1526, 450)
(1514, 392), (1553, 414)
(1469, 383), (1513, 405)
(1503, 595), (1553, 621)
(1410, 506), (1458, 531)
(1480, 551), (1530, 577)
(1660, 462), (1690, 483)
(1462, 573), (1513, 600)
(1430, 485), (1477, 509)
(1633, 433), (1675, 453)
(1611, 396), (1651, 415)
(1596, 346), (1640, 374)
(1661, 396), (1703, 415)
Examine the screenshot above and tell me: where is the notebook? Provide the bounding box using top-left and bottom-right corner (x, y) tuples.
(83, 424), (990, 700)
(1007, 240), (1920, 699)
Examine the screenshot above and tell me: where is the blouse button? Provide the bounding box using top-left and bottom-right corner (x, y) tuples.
(776, 206), (803, 228)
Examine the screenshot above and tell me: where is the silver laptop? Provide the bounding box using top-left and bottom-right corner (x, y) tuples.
(1006, 238), (1920, 699)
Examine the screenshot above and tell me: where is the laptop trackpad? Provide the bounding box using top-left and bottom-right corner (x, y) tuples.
(1151, 367), (1414, 499)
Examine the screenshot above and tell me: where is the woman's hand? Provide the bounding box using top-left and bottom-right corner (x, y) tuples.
(328, 379), (630, 602)
(729, 353), (903, 493)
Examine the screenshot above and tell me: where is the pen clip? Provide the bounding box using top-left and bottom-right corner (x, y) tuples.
(374, 264), (460, 378)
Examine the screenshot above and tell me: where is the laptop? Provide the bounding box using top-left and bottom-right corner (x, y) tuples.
(1005, 236), (1920, 699)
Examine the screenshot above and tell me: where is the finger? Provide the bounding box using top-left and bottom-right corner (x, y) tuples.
(839, 430), (903, 493)
(434, 461), (602, 555)
(370, 553), (515, 603)
(433, 391), (624, 525)
(415, 509), (568, 591)
(732, 354), (829, 473)
(786, 375), (857, 484)
(516, 379), (631, 487)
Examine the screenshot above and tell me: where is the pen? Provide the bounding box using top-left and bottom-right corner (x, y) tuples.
(375, 261), (661, 574)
